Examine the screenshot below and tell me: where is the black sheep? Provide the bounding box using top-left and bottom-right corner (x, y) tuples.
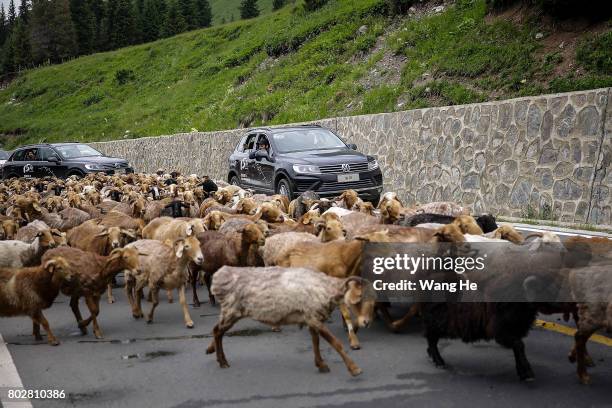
(402, 213), (498, 233)
(161, 200), (190, 218)
(199, 178), (218, 195)
(422, 301), (537, 380)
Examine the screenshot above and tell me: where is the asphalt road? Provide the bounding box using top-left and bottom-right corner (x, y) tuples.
(0, 225), (611, 408)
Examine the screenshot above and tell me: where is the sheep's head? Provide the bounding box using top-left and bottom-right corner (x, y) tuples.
(320, 219), (345, 242)
(235, 197), (257, 214)
(174, 236), (204, 265)
(37, 230), (57, 249)
(492, 225), (524, 244)
(380, 200), (402, 224)
(44, 257), (73, 284)
(109, 247), (140, 273)
(271, 194), (289, 213)
(433, 224), (466, 243)
(299, 209), (320, 225)
(51, 230), (68, 246)
(259, 202), (283, 222)
(355, 201), (375, 215)
(310, 199), (335, 213)
(203, 211), (225, 230)
(214, 189), (232, 205)
(342, 277), (376, 329)
(242, 224), (266, 247)
(131, 198), (146, 218)
(337, 190), (359, 210)
(452, 215), (483, 235)
(476, 214), (498, 233)
(1, 219), (19, 240)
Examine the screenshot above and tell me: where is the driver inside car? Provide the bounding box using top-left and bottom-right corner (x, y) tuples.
(249, 140), (270, 159)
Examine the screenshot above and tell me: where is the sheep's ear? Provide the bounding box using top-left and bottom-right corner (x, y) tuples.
(96, 230), (110, 237)
(174, 240), (185, 258)
(43, 259), (58, 273)
(343, 276), (363, 292)
(185, 225), (193, 236)
(32, 202), (42, 212)
(121, 229), (137, 239)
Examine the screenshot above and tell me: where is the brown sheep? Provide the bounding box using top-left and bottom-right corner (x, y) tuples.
(0, 257), (72, 345)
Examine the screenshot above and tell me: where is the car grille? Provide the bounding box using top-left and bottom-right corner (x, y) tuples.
(319, 162), (369, 174)
(318, 179), (375, 192)
(295, 179), (319, 192)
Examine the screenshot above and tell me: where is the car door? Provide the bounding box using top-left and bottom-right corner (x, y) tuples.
(249, 134), (275, 192)
(21, 148), (38, 178)
(240, 133), (258, 187)
(3, 149), (26, 178)
(37, 147), (68, 178)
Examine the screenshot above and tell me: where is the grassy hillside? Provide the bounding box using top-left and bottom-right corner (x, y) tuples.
(210, 0), (276, 25)
(0, 0), (610, 148)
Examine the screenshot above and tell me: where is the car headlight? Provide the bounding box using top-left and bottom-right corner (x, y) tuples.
(84, 164), (104, 170)
(368, 159), (379, 171)
(292, 164), (320, 174)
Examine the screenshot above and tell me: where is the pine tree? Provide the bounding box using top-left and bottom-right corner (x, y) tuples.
(18, 0), (29, 24)
(0, 5), (7, 48)
(104, 0), (136, 49)
(303, 0), (327, 11)
(70, 0), (95, 55)
(239, 0), (259, 19)
(162, 0), (186, 38)
(134, 0), (145, 43)
(88, 0), (106, 52)
(178, 0), (196, 30)
(141, 0), (165, 42)
(11, 19), (31, 69)
(272, 0), (285, 10)
(1, 34), (16, 73)
(193, 0), (211, 28)
(7, 0), (17, 27)
(29, 0), (77, 64)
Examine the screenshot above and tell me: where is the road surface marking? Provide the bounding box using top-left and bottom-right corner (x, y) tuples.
(0, 334), (32, 408)
(535, 320), (612, 347)
(514, 226), (604, 238)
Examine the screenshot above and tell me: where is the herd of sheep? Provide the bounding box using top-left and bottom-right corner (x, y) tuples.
(0, 171), (610, 385)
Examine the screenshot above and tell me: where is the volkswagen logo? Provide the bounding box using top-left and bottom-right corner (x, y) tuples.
(341, 163), (351, 173)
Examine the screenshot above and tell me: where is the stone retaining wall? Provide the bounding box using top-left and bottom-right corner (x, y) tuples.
(91, 88), (611, 225)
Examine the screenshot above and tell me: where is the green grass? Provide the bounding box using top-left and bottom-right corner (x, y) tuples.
(210, 0), (277, 25)
(0, 0), (610, 148)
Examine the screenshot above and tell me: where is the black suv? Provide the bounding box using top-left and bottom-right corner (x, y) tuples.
(2, 143), (133, 179)
(228, 125), (383, 203)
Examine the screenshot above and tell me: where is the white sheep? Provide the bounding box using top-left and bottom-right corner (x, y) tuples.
(206, 266), (366, 376)
(0, 233), (56, 268)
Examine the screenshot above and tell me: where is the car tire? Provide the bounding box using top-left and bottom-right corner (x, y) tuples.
(68, 170), (84, 179)
(369, 195), (380, 207)
(276, 178), (293, 201)
(230, 174), (241, 187)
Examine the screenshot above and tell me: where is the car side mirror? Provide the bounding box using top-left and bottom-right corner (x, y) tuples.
(47, 155), (60, 163)
(348, 143), (357, 150)
(254, 150), (268, 161)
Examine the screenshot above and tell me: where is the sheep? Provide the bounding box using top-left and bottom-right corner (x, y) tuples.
(142, 217), (196, 241)
(488, 224), (524, 244)
(415, 201), (469, 217)
(288, 191), (320, 219)
(190, 224), (266, 307)
(334, 189), (362, 210)
(568, 263), (612, 384)
(206, 266), (365, 376)
(124, 237), (204, 328)
(0, 257), (72, 345)
(42, 247), (140, 338)
(1, 218), (19, 240)
(15, 220), (67, 247)
(35, 207), (92, 232)
(263, 232), (319, 266)
(0, 232), (57, 268)
(402, 213), (498, 234)
(67, 220), (138, 303)
(97, 210), (145, 235)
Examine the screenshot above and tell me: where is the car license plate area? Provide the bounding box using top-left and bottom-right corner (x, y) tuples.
(337, 173), (359, 182)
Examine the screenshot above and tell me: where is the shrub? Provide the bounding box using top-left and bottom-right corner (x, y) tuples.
(303, 0), (328, 12)
(114, 69), (136, 85)
(576, 31), (612, 75)
(385, 0), (414, 15)
(273, 0), (286, 10)
(83, 93), (104, 106)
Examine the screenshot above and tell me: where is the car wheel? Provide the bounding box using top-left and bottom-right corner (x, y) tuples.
(230, 174), (240, 187)
(369, 195), (380, 207)
(68, 171), (84, 179)
(276, 178), (293, 200)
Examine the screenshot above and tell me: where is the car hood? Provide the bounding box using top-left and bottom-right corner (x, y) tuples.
(280, 149), (369, 165)
(64, 156), (129, 165)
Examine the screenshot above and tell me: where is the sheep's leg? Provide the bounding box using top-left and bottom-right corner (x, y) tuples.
(204, 272), (215, 306)
(70, 296), (87, 335)
(308, 327), (329, 373)
(134, 288), (144, 318)
(85, 295), (103, 339)
(106, 284), (115, 304)
(32, 321), (42, 341)
(575, 328), (596, 385)
(178, 285), (194, 328)
(146, 287), (160, 324)
(207, 316), (238, 368)
(511, 339), (534, 381)
(568, 313), (594, 367)
(426, 334), (446, 367)
(125, 279), (140, 319)
(391, 303), (421, 332)
(32, 311), (59, 346)
(167, 289), (174, 304)
(190, 267), (201, 307)
(375, 302), (396, 331)
(338, 304), (360, 350)
(316, 323), (362, 376)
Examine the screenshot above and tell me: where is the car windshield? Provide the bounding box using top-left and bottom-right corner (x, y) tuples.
(0, 151), (8, 159)
(54, 144), (103, 159)
(272, 129), (347, 153)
